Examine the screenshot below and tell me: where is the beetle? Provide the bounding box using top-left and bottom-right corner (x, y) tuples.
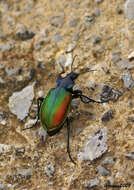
(24, 56), (105, 164)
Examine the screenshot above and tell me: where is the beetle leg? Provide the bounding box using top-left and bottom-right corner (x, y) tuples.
(80, 94), (105, 104)
(66, 117), (76, 165)
(71, 90), (82, 99)
(72, 90), (105, 103)
(23, 97), (44, 130)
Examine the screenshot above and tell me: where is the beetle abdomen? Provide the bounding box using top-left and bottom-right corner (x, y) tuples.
(39, 87), (72, 132)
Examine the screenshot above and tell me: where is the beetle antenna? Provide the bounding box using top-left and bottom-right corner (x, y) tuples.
(79, 69), (97, 75)
(59, 62), (65, 74)
(71, 55), (78, 72)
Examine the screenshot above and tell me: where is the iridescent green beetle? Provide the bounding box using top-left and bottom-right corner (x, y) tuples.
(24, 56), (104, 164)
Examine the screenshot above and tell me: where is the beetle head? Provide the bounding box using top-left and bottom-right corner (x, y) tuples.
(67, 71), (79, 81)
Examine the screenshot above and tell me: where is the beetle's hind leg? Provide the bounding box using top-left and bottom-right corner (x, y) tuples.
(23, 97), (44, 130)
(66, 117), (76, 165)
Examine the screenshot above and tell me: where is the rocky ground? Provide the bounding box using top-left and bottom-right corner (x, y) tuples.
(0, 0), (134, 189)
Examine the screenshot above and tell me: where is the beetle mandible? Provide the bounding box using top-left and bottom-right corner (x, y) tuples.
(24, 55), (105, 164)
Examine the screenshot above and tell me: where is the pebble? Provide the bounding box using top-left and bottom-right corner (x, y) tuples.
(111, 55), (120, 63)
(112, 50), (121, 55)
(0, 64), (5, 69)
(0, 111), (8, 124)
(84, 13), (95, 28)
(69, 18), (79, 27)
(102, 66), (110, 74)
(5, 66), (20, 76)
(128, 115), (134, 122)
(97, 165), (110, 176)
(0, 33), (7, 40)
(94, 7), (100, 16)
(120, 28), (126, 34)
(28, 68), (35, 80)
(44, 162), (55, 178)
(92, 47), (103, 58)
(85, 178), (99, 188)
(49, 15), (64, 27)
(17, 168), (33, 179)
(35, 128), (47, 143)
(125, 151), (134, 160)
(34, 40), (44, 51)
(17, 30), (35, 40)
(16, 25), (35, 41)
(101, 110), (114, 122)
(100, 84), (122, 102)
(0, 77), (6, 87)
(121, 71), (134, 90)
(116, 8), (123, 15)
(124, 0), (134, 19)
(40, 28), (49, 37)
(102, 157), (115, 165)
(71, 99), (80, 109)
(51, 32), (62, 42)
(73, 33), (79, 41)
(71, 2), (79, 8)
(37, 90), (44, 97)
(64, 53), (73, 67)
(78, 127), (108, 161)
(94, 0), (102, 3)
(0, 144), (12, 154)
(0, 184), (6, 190)
(0, 42), (14, 52)
(8, 83), (35, 120)
(93, 36), (101, 45)
(25, 0), (34, 12)
(15, 147), (25, 156)
(118, 59), (129, 70)
(66, 42), (77, 53)
(128, 51), (134, 61)
(24, 119), (37, 129)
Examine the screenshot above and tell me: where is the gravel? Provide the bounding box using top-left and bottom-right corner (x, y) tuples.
(8, 83), (35, 120)
(100, 84), (122, 102)
(124, 0), (134, 19)
(121, 71), (134, 90)
(78, 127), (108, 161)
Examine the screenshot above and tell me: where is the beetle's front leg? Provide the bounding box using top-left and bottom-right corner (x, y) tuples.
(72, 90), (105, 104)
(72, 90), (82, 99)
(23, 97), (44, 130)
(79, 95), (105, 104)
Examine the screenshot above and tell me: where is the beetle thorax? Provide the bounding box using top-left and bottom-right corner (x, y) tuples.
(57, 72), (79, 89)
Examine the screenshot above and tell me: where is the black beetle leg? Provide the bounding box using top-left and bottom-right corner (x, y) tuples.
(71, 90), (105, 103)
(79, 94), (105, 104)
(23, 97), (44, 130)
(66, 117), (76, 165)
(71, 90), (82, 99)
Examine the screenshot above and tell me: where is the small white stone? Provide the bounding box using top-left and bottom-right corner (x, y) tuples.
(128, 51), (134, 60)
(124, 0), (134, 19)
(8, 83), (35, 120)
(64, 53), (73, 67)
(0, 144), (12, 153)
(37, 90), (44, 97)
(78, 127), (108, 161)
